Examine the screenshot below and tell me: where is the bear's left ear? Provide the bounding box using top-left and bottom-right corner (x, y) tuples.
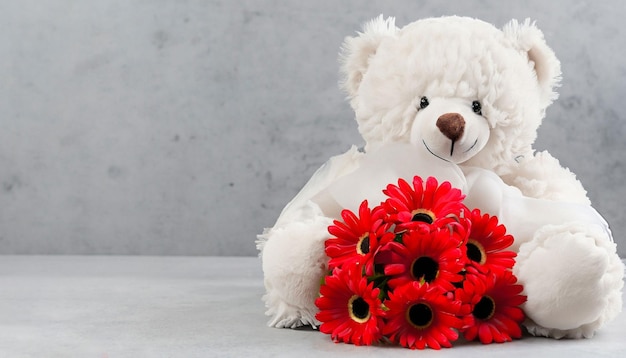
(503, 19), (562, 107)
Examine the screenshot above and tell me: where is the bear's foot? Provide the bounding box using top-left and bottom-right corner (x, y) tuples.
(523, 318), (600, 339)
(262, 290), (320, 329)
(257, 203), (333, 329)
(514, 222), (624, 339)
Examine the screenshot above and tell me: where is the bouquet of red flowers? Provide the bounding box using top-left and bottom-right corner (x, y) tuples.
(315, 176), (526, 349)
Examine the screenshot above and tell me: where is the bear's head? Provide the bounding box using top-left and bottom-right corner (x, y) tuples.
(340, 16), (561, 175)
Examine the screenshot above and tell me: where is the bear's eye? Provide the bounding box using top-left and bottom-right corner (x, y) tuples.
(472, 100), (482, 115)
(419, 96), (429, 109)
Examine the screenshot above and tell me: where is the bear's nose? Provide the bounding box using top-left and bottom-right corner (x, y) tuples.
(436, 113), (465, 141)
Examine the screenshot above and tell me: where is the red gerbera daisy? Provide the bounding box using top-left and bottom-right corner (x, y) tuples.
(455, 270), (526, 344)
(382, 176), (468, 231)
(384, 282), (463, 349)
(315, 264), (386, 345)
(464, 209), (516, 274)
(325, 200), (391, 275)
(381, 227), (465, 291)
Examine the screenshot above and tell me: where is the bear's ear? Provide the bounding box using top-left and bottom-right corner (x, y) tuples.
(503, 19), (562, 107)
(339, 15), (397, 98)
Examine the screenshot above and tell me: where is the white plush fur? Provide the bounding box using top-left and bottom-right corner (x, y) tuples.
(257, 201), (332, 328)
(257, 15), (624, 338)
(514, 223), (624, 338)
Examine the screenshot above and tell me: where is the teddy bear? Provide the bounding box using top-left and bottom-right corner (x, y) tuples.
(256, 15), (624, 339)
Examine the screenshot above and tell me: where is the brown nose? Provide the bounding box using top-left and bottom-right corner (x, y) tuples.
(436, 113), (465, 141)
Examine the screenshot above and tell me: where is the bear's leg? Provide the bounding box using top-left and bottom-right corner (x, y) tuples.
(257, 206), (332, 328)
(514, 223), (624, 338)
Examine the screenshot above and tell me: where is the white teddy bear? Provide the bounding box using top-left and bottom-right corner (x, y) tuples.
(257, 15), (624, 339)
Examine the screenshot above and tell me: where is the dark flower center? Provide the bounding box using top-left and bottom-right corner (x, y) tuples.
(358, 235), (370, 255)
(452, 270), (466, 289)
(349, 295), (371, 322)
(473, 295), (496, 320)
(407, 303), (433, 329)
(411, 210), (434, 224)
(411, 256), (439, 282)
(466, 239), (486, 265)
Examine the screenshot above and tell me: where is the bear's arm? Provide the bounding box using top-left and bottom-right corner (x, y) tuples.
(271, 146), (364, 229)
(500, 150), (590, 205)
(463, 165), (610, 251)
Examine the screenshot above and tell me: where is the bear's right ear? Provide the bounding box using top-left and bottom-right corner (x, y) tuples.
(339, 15), (397, 98)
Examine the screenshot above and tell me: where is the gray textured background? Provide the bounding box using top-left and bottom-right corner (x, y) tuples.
(0, 0), (624, 256)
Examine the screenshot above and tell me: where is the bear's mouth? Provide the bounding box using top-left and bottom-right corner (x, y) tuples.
(422, 138), (479, 162)
(464, 138), (479, 153)
(422, 140), (450, 162)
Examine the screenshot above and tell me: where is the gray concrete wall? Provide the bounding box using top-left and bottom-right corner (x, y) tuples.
(0, 0), (624, 256)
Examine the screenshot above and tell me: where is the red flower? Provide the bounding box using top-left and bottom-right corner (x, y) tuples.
(325, 200), (391, 275)
(381, 227), (465, 291)
(383, 282), (463, 349)
(315, 264), (386, 345)
(455, 270), (526, 344)
(317, 175), (526, 349)
(464, 209), (516, 273)
(382, 176), (468, 232)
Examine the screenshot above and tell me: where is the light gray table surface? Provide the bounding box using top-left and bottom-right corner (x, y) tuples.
(0, 255), (624, 357)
